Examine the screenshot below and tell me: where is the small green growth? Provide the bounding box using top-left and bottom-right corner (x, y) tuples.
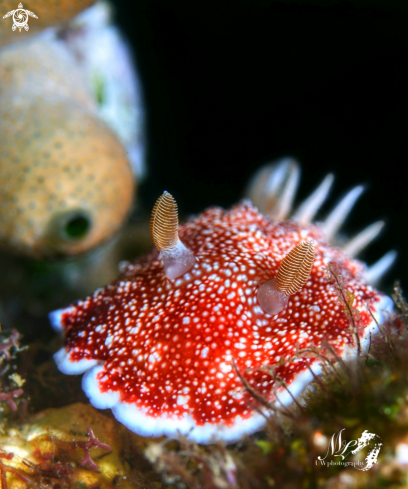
(93, 71), (106, 107)
(256, 440), (273, 455)
(366, 358), (383, 367)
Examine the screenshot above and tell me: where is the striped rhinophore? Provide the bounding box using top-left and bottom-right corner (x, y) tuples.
(150, 191), (179, 252)
(276, 241), (315, 296)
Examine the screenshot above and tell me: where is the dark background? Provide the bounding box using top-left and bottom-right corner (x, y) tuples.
(115, 0), (408, 294)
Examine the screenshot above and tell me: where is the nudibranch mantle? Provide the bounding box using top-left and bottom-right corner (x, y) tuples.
(52, 201), (392, 444)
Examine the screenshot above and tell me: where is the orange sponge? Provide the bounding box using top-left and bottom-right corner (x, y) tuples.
(0, 100), (134, 257)
(0, 37), (135, 258)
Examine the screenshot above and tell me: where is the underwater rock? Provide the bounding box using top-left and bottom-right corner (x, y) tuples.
(51, 161), (394, 444)
(0, 35), (134, 258)
(0, 0), (96, 47)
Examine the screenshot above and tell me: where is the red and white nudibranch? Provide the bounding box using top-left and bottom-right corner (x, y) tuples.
(51, 158), (395, 444)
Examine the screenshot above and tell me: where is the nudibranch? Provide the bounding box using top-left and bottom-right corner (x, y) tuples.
(51, 159), (395, 444)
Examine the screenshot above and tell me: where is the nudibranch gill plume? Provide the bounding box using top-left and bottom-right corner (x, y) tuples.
(51, 159), (394, 444)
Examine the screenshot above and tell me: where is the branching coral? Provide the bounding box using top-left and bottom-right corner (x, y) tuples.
(76, 427), (112, 471)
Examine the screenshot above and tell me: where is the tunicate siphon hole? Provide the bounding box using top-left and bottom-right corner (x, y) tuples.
(64, 214), (91, 239)
(47, 210), (92, 244)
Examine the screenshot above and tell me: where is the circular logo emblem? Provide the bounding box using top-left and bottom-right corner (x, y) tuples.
(12, 8), (28, 30)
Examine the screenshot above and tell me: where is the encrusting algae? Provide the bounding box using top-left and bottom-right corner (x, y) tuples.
(0, 403), (143, 489)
